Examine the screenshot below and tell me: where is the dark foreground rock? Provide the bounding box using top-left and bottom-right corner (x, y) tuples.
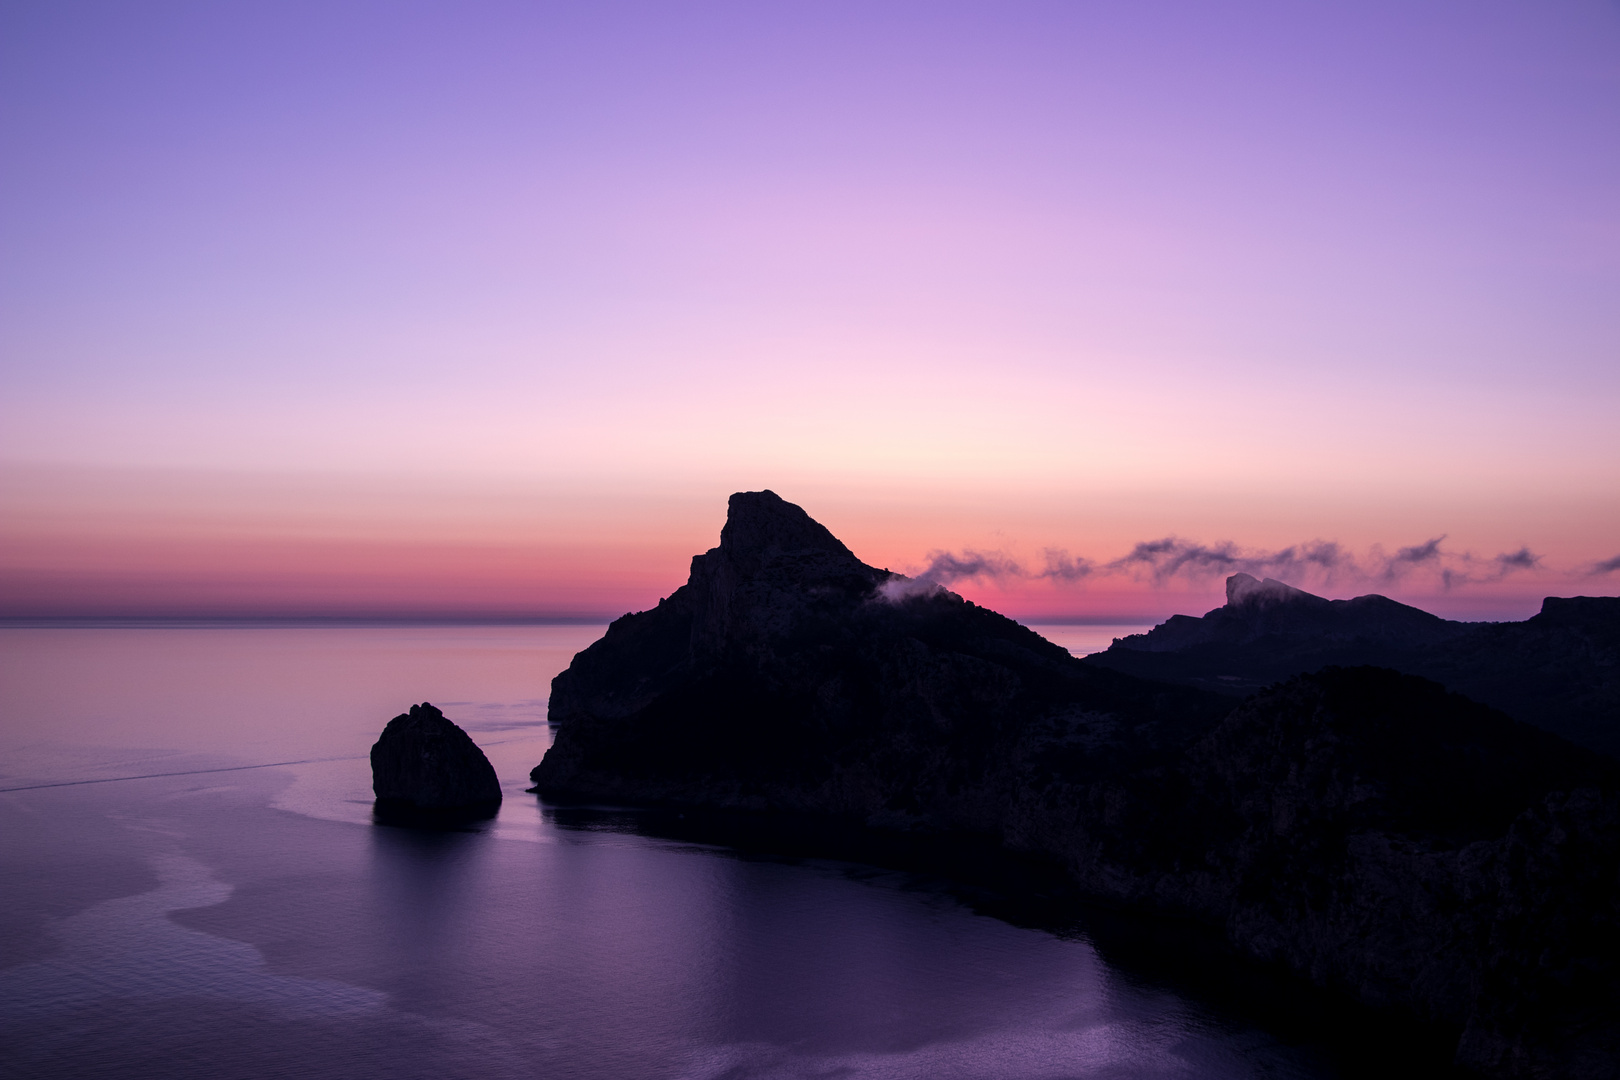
(531, 492), (1620, 1077)
(1087, 573), (1620, 758)
(371, 703), (501, 813)
(1047, 668), (1619, 1079)
(533, 489), (1229, 823)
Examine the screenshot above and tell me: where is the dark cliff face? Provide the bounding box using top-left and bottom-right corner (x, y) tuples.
(1162, 671), (1617, 1080)
(531, 494), (1620, 1076)
(993, 665), (1618, 1079)
(1088, 575), (1620, 758)
(534, 490), (1225, 827)
(1035, 668), (1612, 997)
(371, 702), (501, 812)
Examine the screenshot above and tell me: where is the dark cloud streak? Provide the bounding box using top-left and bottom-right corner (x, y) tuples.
(1106, 537), (1351, 585)
(1388, 536), (1445, 577)
(905, 536), (1552, 594)
(1039, 549), (1094, 582)
(1496, 547), (1540, 571)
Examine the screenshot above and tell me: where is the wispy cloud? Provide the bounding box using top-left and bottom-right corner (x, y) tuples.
(1386, 536), (1444, 578)
(916, 550), (1025, 583)
(1040, 548), (1095, 582)
(881, 534), (1549, 599)
(875, 545), (1093, 602)
(874, 549), (1018, 602)
(1106, 537), (1349, 585)
(1590, 554), (1620, 576)
(1496, 547), (1540, 571)
(903, 548), (1095, 587)
(1435, 546), (1546, 590)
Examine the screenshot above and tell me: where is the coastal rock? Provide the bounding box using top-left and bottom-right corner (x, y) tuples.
(531, 492), (1620, 1076)
(371, 703), (501, 811)
(532, 489), (1225, 823)
(1088, 574), (1620, 758)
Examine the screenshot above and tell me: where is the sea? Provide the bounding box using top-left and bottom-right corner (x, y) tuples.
(0, 623), (1412, 1079)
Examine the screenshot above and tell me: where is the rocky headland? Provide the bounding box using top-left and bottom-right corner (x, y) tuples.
(372, 702), (502, 814)
(535, 490), (1227, 823)
(532, 492), (1620, 1078)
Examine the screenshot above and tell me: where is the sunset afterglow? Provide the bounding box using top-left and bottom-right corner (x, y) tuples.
(3, 1), (1617, 622)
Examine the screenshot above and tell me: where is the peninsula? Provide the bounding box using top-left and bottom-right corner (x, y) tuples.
(532, 492), (1619, 1078)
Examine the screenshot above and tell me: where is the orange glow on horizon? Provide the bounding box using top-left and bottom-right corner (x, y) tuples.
(3, 465), (1610, 624)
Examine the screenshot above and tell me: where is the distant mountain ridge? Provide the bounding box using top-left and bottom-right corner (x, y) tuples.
(1088, 573), (1620, 757)
(1119, 572), (1465, 652)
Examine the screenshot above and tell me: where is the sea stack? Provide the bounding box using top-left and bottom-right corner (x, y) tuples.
(371, 702), (502, 811)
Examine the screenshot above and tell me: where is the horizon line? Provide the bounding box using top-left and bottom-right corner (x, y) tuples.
(0, 613), (618, 628)
(0, 611), (1177, 629)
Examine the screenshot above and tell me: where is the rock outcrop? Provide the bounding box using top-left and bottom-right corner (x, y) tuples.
(530, 493), (1620, 1077)
(1089, 574), (1620, 758)
(532, 489), (1227, 824)
(371, 702), (501, 811)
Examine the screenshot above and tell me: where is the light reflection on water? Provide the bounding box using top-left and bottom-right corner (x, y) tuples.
(0, 625), (1350, 1079)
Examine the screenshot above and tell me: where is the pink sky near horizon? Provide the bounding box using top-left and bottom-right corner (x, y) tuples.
(2, 2), (1617, 624)
(2, 464), (1610, 623)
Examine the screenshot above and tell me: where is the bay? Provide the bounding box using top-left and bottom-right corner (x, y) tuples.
(1, 624), (1386, 1079)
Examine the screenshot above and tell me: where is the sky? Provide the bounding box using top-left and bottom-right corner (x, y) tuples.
(2, 0), (1618, 622)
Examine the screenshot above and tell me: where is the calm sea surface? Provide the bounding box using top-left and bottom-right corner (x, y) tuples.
(1, 624), (1375, 1079)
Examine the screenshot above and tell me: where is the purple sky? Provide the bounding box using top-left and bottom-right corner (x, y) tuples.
(2, 1), (1618, 619)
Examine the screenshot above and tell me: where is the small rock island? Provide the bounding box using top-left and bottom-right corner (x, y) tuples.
(371, 702), (501, 812)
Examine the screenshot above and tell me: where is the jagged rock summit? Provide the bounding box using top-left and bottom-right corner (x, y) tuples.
(1225, 571), (1319, 607)
(371, 702), (502, 811)
(711, 487), (859, 574)
(531, 489), (1221, 817)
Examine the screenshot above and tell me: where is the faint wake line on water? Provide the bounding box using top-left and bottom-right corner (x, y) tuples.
(0, 757), (363, 793)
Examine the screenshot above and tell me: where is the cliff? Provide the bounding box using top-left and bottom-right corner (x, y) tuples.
(531, 493), (1619, 1077)
(1027, 667), (1617, 1077)
(534, 490), (1225, 827)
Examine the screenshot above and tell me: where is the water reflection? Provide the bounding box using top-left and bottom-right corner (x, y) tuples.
(536, 800), (1458, 1078)
(0, 626), (1449, 1078)
(371, 800), (501, 829)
